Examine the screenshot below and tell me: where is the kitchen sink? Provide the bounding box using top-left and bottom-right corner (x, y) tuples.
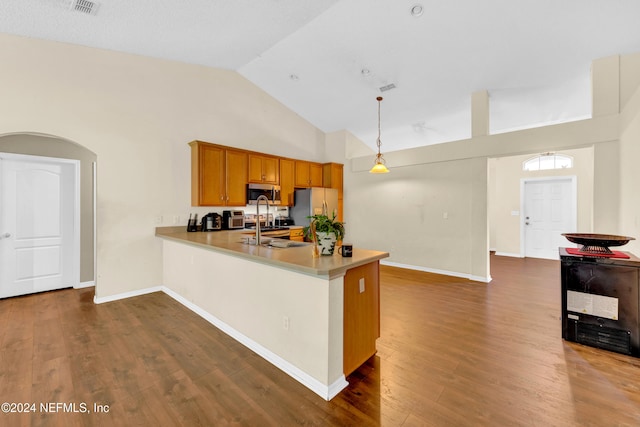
(240, 237), (310, 248)
(265, 239), (309, 248)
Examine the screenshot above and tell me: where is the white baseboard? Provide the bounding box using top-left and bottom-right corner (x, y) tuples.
(90, 283), (348, 399)
(93, 286), (162, 304)
(75, 280), (95, 289)
(161, 286), (347, 401)
(494, 252), (523, 258)
(381, 260), (492, 283)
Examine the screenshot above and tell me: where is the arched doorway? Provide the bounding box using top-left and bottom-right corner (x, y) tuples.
(0, 133), (97, 294)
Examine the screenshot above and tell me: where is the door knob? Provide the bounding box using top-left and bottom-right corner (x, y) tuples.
(0, 232), (10, 239)
(525, 222), (530, 225)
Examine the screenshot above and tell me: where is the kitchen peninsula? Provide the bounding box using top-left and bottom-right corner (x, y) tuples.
(156, 227), (389, 400)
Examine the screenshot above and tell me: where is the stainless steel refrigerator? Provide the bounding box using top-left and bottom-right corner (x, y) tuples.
(289, 188), (339, 228)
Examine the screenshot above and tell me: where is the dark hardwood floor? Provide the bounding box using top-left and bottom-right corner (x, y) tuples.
(1, 254), (640, 426)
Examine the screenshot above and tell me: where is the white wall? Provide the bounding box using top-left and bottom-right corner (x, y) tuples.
(0, 33), (325, 298)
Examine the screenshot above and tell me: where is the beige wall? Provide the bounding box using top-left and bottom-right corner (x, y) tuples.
(345, 156), (489, 281)
(619, 83), (640, 255)
(162, 240), (345, 397)
(346, 53), (640, 278)
(488, 147), (594, 256)
(346, 118), (619, 280)
(0, 33), (325, 298)
(2, 31), (640, 291)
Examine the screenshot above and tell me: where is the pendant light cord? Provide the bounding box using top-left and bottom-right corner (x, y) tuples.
(376, 96), (383, 157)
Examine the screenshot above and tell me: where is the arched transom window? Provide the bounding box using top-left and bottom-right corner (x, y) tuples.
(523, 153), (573, 171)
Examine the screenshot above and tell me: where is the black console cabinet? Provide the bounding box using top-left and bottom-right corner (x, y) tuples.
(560, 248), (640, 356)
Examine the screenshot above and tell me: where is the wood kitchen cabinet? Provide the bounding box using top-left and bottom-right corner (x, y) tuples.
(190, 141), (247, 206)
(279, 158), (295, 206)
(225, 149), (248, 205)
(323, 162), (344, 221)
(289, 227), (304, 242)
(295, 160), (323, 187)
(248, 154), (279, 184)
(343, 261), (380, 376)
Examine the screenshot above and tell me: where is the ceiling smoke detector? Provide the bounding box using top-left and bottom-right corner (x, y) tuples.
(379, 83), (396, 93)
(71, 0), (100, 15)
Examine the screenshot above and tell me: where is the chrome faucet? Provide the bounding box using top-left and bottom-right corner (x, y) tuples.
(255, 195), (270, 245)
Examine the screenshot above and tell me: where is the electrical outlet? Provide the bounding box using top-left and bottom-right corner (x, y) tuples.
(359, 278), (365, 293)
(443, 212), (449, 219)
(155, 216), (163, 225)
(283, 316), (290, 330)
(173, 215), (180, 225)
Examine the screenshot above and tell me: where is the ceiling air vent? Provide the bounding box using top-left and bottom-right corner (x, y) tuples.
(71, 0), (100, 15)
(379, 83), (396, 93)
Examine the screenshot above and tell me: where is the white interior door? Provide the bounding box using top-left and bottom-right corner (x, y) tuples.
(523, 178), (576, 260)
(0, 154), (79, 298)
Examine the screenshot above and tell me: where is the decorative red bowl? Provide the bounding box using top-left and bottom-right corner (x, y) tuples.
(562, 233), (635, 254)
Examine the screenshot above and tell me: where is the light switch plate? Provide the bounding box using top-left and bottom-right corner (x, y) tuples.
(359, 278), (365, 293)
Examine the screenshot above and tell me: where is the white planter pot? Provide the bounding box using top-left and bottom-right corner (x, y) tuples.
(316, 232), (337, 256)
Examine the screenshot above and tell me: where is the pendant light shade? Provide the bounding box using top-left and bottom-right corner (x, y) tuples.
(370, 96), (390, 174)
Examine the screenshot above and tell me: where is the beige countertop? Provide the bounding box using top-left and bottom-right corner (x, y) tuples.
(156, 226), (389, 279)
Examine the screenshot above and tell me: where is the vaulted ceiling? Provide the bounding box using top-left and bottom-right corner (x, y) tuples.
(2, 0), (640, 153)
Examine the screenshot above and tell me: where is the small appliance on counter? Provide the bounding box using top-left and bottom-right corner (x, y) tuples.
(222, 210), (245, 229)
(201, 212), (222, 231)
(187, 214), (199, 232)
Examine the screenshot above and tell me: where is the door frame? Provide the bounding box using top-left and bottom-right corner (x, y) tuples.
(519, 176), (577, 258)
(0, 152), (81, 291)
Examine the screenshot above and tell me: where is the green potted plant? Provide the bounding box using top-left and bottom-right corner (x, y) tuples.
(303, 212), (345, 256)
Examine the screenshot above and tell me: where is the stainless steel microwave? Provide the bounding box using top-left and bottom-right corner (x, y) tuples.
(247, 183), (281, 205)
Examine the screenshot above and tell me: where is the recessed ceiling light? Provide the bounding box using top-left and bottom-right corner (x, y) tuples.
(361, 68), (370, 76)
(411, 4), (424, 17)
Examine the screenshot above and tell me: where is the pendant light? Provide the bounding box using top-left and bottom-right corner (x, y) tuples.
(370, 96), (390, 173)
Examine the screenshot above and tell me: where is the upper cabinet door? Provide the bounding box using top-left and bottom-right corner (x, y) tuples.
(226, 149), (248, 206)
(279, 158), (295, 206)
(262, 156), (279, 184)
(248, 154), (279, 184)
(190, 141), (247, 206)
(294, 160), (310, 187)
(309, 163), (323, 187)
(191, 141), (225, 206)
(295, 160), (323, 187)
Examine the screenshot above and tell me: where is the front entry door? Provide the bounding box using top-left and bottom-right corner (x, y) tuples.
(0, 154), (79, 298)
(523, 178), (576, 260)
